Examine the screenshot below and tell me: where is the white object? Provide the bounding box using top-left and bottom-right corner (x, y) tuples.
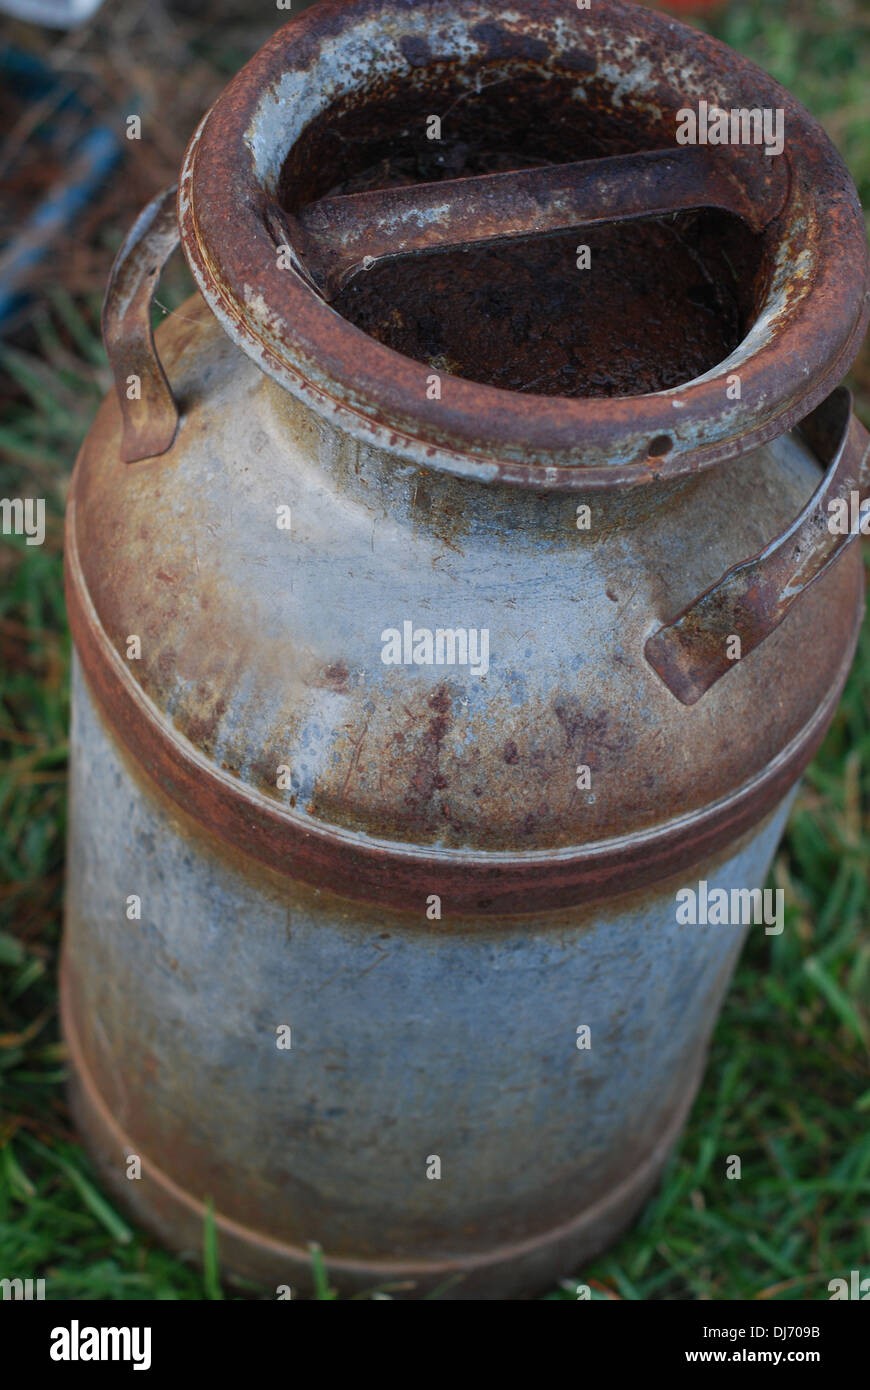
(0, 0), (105, 27)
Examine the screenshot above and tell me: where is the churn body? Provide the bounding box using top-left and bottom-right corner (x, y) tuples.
(63, 0), (869, 1297)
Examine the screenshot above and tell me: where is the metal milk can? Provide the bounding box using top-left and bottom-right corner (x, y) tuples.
(63, 0), (870, 1297)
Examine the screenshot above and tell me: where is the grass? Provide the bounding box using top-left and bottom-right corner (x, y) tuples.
(1, 0), (869, 1300)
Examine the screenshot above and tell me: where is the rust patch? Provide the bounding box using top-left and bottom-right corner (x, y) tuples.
(402, 684), (453, 828)
(323, 661), (351, 690)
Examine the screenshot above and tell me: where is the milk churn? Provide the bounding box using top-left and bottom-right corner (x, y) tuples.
(63, 0), (869, 1298)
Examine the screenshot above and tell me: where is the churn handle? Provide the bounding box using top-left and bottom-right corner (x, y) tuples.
(645, 387), (870, 706)
(102, 184), (180, 464)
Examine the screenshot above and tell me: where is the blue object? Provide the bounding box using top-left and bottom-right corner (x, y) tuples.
(0, 47), (122, 326)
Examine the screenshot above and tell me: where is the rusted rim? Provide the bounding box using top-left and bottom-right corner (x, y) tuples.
(64, 489), (862, 914)
(178, 0), (869, 489)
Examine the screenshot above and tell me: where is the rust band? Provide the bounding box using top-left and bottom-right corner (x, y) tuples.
(65, 492), (861, 915)
(60, 951), (702, 1297)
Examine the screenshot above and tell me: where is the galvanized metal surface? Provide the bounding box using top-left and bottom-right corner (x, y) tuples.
(64, 654), (794, 1297)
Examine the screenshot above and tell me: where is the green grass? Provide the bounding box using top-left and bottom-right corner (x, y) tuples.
(1, 0), (869, 1300)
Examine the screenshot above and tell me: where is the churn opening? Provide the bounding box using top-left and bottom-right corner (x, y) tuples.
(280, 71), (768, 398)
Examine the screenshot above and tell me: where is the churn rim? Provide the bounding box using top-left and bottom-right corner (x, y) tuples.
(178, 0), (869, 489)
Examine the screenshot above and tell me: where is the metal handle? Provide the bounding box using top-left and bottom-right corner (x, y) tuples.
(645, 387), (870, 705)
(102, 184), (180, 464)
(288, 145), (788, 300)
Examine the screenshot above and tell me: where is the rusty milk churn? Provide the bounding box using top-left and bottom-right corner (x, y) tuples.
(63, 0), (869, 1298)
